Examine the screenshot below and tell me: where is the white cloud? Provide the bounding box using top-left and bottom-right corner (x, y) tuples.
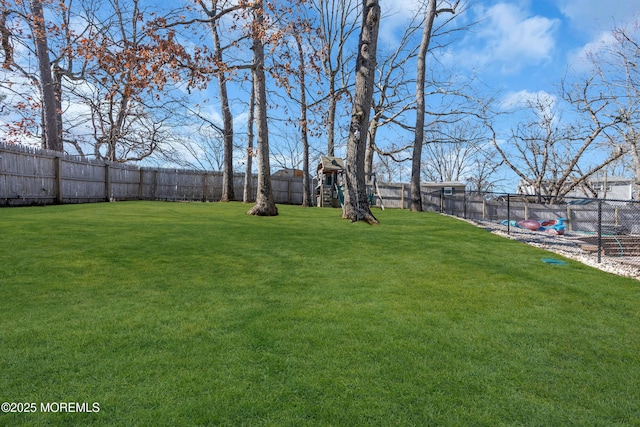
(501, 89), (556, 110)
(381, 0), (422, 21)
(378, 0), (421, 46)
(567, 30), (618, 72)
(556, 0), (640, 35)
(565, 9), (640, 74)
(464, 3), (559, 73)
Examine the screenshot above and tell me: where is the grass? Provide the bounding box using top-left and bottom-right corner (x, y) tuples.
(1, 201), (639, 426)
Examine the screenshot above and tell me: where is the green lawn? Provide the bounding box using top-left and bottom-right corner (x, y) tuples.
(1, 201), (639, 426)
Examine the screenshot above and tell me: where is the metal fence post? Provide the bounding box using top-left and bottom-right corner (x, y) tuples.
(463, 192), (467, 219)
(597, 200), (603, 264)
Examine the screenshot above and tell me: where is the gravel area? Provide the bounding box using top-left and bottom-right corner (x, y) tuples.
(453, 216), (640, 281)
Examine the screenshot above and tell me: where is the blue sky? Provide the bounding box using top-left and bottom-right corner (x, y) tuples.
(382, 0), (640, 101)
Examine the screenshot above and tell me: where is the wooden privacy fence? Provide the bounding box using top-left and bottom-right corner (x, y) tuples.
(0, 143), (307, 206)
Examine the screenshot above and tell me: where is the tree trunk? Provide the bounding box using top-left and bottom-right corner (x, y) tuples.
(364, 114), (379, 176)
(29, 0), (62, 152)
(342, 0), (380, 224)
(410, 0), (437, 212)
(243, 75), (256, 203)
(53, 66), (64, 145)
(633, 144), (640, 201)
(211, 22), (235, 202)
(327, 82), (337, 157)
(247, 1), (277, 217)
(296, 35), (312, 207)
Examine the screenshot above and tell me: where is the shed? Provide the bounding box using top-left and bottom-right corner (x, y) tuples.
(422, 181), (466, 195)
(272, 168), (305, 178)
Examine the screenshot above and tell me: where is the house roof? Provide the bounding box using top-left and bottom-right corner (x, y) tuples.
(589, 176), (632, 184)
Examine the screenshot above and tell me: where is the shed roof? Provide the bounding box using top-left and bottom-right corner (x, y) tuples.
(318, 156), (344, 172)
(422, 181), (466, 189)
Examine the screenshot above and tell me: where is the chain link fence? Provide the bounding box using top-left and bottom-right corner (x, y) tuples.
(423, 191), (640, 266)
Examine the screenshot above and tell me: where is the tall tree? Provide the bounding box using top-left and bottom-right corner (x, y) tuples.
(491, 89), (625, 202)
(410, 0), (458, 211)
(193, 0), (238, 201)
(269, 9), (319, 208)
(421, 121), (502, 190)
(342, 0), (379, 224)
(364, 11), (422, 177)
(77, 0), (206, 162)
(586, 23), (640, 200)
(2, 0), (77, 148)
(29, 0), (61, 151)
(2, 0), (207, 160)
(295, 32), (313, 207)
(247, 0), (277, 216)
(243, 75), (256, 203)
(312, 0), (360, 156)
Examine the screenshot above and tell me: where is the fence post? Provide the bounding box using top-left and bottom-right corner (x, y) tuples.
(401, 184), (405, 209)
(152, 170), (158, 200)
(202, 172), (208, 202)
(597, 200), (603, 264)
(54, 156), (63, 204)
(138, 169), (144, 200)
(507, 194), (511, 235)
(105, 163), (111, 201)
(463, 192), (467, 219)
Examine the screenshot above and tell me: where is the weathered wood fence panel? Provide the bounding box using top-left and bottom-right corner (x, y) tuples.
(108, 165), (142, 200)
(272, 177), (303, 205)
(61, 158), (106, 203)
(0, 143), (302, 206)
(375, 183), (408, 209)
(0, 145), (57, 204)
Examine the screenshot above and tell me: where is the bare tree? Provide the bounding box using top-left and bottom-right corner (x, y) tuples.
(29, 0), (62, 151)
(312, 0), (360, 156)
(422, 121), (496, 183)
(267, 5), (319, 208)
(170, 127), (226, 171)
(2, 0), (208, 161)
(295, 32), (313, 207)
(191, 0), (242, 201)
(243, 75), (256, 203)
(342, 0), (379, 224)
(492, 89), (625, 202)
(464, 149), (504, 194)
(364, 12), (422, 177)
(78, 0), (209, 162)
(1, 0), (63, 150)
(410, 0), (459, 211)
(247, 0), (277, 216)
(586, 23), (640, 200)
